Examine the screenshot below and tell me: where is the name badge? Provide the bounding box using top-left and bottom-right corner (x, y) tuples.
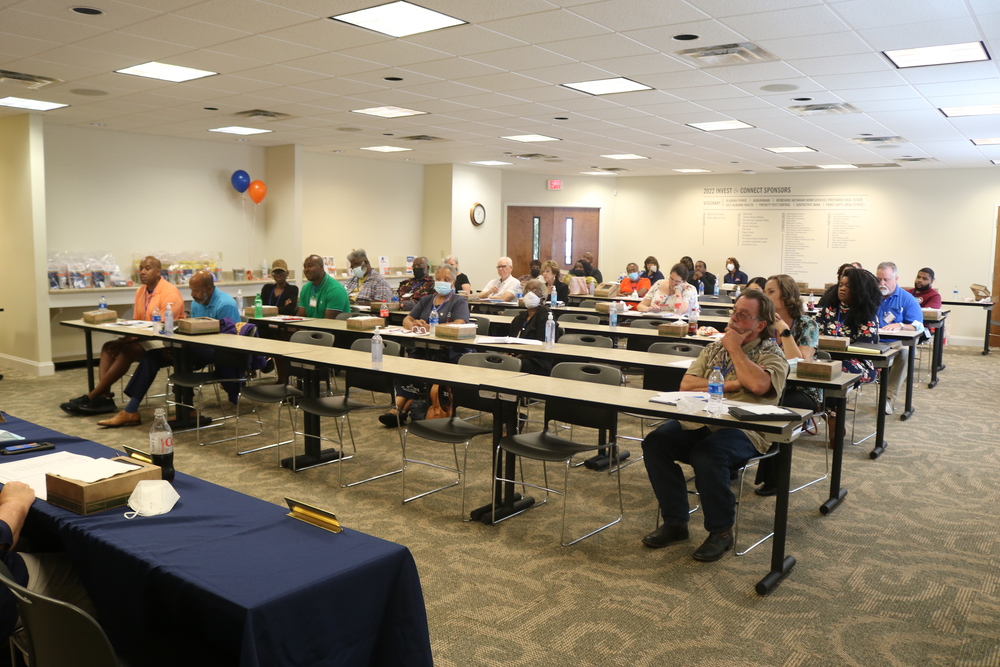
(310, 296), (318, 308)
(884, 312), (895, 324)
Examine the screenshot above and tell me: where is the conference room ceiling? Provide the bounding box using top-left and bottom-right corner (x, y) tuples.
(3, 0), (1000, 177)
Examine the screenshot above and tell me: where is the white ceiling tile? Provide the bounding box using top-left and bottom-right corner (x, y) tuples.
(978, 12), (1000, 40)
(0, 8), (108, 43)
(831, 0), (971, 30)
(167, 50), (268, 75)
(858, 18), (983, 51)
(837, 86), (920, 102)
(588, 53), (692, 78)
(281, 52), (385, 77)
(465, 45), (575, 71)
(896, 60), (998, 85)
(519, 62), (617, 84)
(387, 80), (487, 100)
(687, 0), (823, 19)
(624, 20), (749, 52)
(0, 31), (60, 58)
(230, 64), (327, 86)
(787, 53), (893, 77)
(811, 70), (908, 89)
(541, 33), (656, 62)
(418, 0), (559, 23)
(566, 0), (708, 31)
(117, 14), (250, 49)
(261, 20), (386, 52)
(720, 6), (851, 41)
(404, 57), (505, 81)
(68, 31), (190, 61)
(638, 69), (726, 90)
(754, 31), (873, 60)
(12, 0), (161, 28)
(915, 79), (1000, 100)
(205, 35), (327, 63)
(404, 25), (528, 56)
(482, 9), (612, 44)
(705, 61), (811, 84)
(453, 72), (549, 92)
(174, 0), (314, 34)
(336, 40), (453, 68)
(0, 56), (99, 82)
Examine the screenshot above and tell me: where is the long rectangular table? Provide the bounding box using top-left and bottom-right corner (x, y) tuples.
(941, 298), (995, 355)
(1, 414), (432, 667)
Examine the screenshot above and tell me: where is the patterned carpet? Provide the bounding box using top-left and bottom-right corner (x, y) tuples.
(1, 345), (998, 667)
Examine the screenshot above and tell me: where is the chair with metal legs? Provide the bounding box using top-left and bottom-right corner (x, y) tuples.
(732, 445), (781, 556)
(233, 331), (334, 457)
(166, 347), (252, 446)
(494, 362), (624, 546)
(287, 337), (403, 483)
(401, 352), (522, 517)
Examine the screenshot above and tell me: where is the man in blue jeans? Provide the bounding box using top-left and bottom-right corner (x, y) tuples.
(641, 290), (789, 561)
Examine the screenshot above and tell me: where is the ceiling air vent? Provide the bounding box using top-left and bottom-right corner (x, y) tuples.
(400, 135), (447, 142)
(854, 163), (901, 168)
(894, 157), (937, 163)
(0, 69), (63, 90)
(788, 102), (861, 116)
(676, 42), (777, 66)
(777, 165), (821, 170)
(595, 167), (629, 172)
(230, 109), (292, 121)
(851, 136), (907, 144)
(514, 153), (557, 160)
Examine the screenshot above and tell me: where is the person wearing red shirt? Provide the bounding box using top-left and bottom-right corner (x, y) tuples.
(619, 262), (651, 297)
(905, 267), (942, 308)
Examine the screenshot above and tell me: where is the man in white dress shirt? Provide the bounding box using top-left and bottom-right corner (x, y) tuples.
(477, 256), (521, 302)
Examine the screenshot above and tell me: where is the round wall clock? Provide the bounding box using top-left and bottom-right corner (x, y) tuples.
(470, 203), (486, 226)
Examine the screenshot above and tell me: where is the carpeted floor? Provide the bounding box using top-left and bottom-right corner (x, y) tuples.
(1, 345), (998, 666)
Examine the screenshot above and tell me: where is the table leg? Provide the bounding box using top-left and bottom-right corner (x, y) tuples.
(820, 396), (848, 515)
(929, 327), (944, 389)
(470, 395), (533, 524)
(84, 330), (95, 392)
(984, 308), (992, 355)
(870, 368), (889, 459)
(281, 367), (341, 470)
(899, 343), (915, 421)
(756, 441), (796, 595)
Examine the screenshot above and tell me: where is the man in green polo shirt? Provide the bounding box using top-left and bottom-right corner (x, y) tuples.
(297, 254), (350, 318)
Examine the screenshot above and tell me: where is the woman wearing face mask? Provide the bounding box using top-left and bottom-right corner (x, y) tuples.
(509, 279), (558, 375)
(379, 265), (470, 427)
(541, 260), (569, 304)
(344, 248), (393, 305)
(567, 260), (598, 295)
(636, 263), (696, 314)
(641, 256), (664, 284)
(619, 262), (651, 297)
(723, 257), (749, 286)
(519, 259), (542, 288)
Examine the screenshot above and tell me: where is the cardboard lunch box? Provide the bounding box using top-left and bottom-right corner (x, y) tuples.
(46, 456), (163, 515)
(796, 360), (842, 381)
(435, 323), (477, 339)
(346, 316), (385, 331)
(658, 322), (689, 337)
(83, 309), (118, 324)
(817, 335), (849, 350)
(176, 317), (220, 334)
(244, 305), (279, 317)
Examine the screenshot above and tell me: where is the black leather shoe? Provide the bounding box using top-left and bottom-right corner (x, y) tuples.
(692, 530), (733, 562)
(378, 410), (408, 428)
(60, 395), (91, 415)
(641, 523), (689, 548)
(754, 483), (777, 497)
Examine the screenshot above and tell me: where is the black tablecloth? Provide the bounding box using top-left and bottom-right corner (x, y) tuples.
(0, 414), (432, 667)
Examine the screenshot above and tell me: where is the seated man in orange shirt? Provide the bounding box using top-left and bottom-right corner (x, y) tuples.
(619, 262), (651, 297)
(60, 256), (185, 416)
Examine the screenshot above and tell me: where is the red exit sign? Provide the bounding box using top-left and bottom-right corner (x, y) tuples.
(547, 180), (562, 190)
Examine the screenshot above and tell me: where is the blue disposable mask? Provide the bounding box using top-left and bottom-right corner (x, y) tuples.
(434, 281), (453, 295)
(628, 272), (639, 281)
(352, 266), (365, 278)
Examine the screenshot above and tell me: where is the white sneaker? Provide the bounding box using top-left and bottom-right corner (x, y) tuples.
(884, 399), (894, 415)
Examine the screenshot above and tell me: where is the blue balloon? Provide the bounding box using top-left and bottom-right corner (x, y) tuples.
(231, 170), (250, 194)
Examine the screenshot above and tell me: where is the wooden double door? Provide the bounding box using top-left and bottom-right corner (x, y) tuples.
(506, 206), (600, 278)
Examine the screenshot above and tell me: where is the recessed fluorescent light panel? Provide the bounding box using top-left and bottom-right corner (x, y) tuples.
(501, 134), (560, 143)
(686, 120), (754, 132)
(470, 161), (512, 166)
(764, 146), (816, 153)
(360, 145), (412, 152)
(0, 96), (67, 111)
(883, 41), (989, 68)
(351, 106), (427, 119)
(581, 171), (616, 176)
(208, 126), (272, 135)
(600, 154), (648, 160)
(673, 168), (712, 173)
(330, 1), (465, 38)
(562, 77), (652, 96)
(993, 159), (1000, 165)
(940, 104), (1000, 117)
(972, 138), (1000, 146)
(115, 62), (217, 82)
(817, 164), (858, 169)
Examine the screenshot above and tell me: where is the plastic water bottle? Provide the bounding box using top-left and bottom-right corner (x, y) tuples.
(391, 294), (399, 307)
(371, 327), (383, 370)
(698, 282), (704, 296)
(429, 307), (439, 335)
(809, 291), (816, 311)
(236, 288), (244, 312)
(99, 295), (107, 310)
(380, 299), (389, 318)
(152, 307), (161, 332)
(954, 286), (959, 301)
(688, 296), (699, 335)
(609, 301), (618, 329)
(163, 302), (174, 336)
(149, 408), (174, 482)
(713, 281), (719, 297)
(734, 285), (742, 299)
(550, 285), (558, 307)
(707, 366), (725, 416)
(544, 312), (556, 348)
(673, 287), (683, 313)
(253, 293), (263, 318)
(516, 286), (523, 302)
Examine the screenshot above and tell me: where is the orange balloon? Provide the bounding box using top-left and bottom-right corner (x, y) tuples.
(248, 180), (267, 204)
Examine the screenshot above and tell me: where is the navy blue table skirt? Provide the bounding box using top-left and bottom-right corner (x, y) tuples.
(1, 414), (432, 667)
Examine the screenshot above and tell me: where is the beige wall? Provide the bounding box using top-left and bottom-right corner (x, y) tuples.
(0, 114), (52, 374)
(300, 152), (423, 271)
(421, 164), (453, 268)
(263, 145), (302, 273)
(451, 164), (502, 290)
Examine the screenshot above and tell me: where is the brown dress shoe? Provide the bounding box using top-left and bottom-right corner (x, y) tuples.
(97, 410), (142, 428)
